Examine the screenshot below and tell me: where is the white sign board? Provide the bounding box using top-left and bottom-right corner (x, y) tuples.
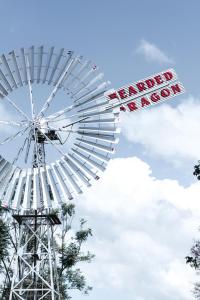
(105, 69), (185, 112)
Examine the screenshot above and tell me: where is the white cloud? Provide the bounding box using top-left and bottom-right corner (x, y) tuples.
(75, 157), (199, 300)
(136, 39), (173, 64)
(121, 96), (200, 164)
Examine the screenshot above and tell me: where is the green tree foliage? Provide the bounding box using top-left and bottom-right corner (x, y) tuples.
(186, 240), (200, 299)
(57, 203), (94, 299)
(0, 204), (94, 299)
(0, 208), (13, 298)
(186, 163), (200, 298)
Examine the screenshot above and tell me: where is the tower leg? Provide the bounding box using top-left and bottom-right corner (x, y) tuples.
(9, 212), (61, 299)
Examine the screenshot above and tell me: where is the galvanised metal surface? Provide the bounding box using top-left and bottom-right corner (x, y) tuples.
(0, 46), (119, 211)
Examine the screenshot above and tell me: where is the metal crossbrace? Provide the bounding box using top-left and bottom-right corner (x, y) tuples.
(9, 214), (60, 300)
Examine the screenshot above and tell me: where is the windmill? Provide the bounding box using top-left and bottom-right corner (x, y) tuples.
(0, 46), (184, 299)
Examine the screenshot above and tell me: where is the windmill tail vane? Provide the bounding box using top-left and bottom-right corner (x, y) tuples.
(105, 68), (185, 112)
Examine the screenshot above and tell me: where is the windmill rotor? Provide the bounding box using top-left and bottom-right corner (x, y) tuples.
(0, 46), (119, 211)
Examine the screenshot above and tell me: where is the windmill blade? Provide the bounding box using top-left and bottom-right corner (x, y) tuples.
(53, 52), (76, 86)
(0, 66), (12, 92)
(52, 163), (73, 201)
(63, 155), (91, 187)
(0, 162), (12, 181)
(71, 67), (98, 94)
(29, 45), (35, 83)
(33, 168), (41, 210)
(37, 46), (43, 83)
(43, 46), (54, 83)
(57, 160), (82, 194)
(1, 54), (17, 89)
(0, 166), (16, 199)
(71, 148), (106, 172)
(68, 153), (100, 180)
(9, 50), (23, 87)
(72, 73), (104, 97)
(26, 55), (36, 118)
(12, 170), (26, 209)
(74, 91), (105, 107)
(46, 166), (62, 207)
(74, 143), (110, 162)
(48, 48), (64, 85)
(77, 131), (117, 143)
(76, 137), (115, 152)
(2, 168), (21, 208)
(40, 168), (52, 208)
(20, 48), (28, 85)
(68, 60), (91, 89)
(21, 168), (32, 210)
(78, 125), (118, 133)
(79, 117), (118, 124)
(77, 100), (108, 113)
(0, 82), (8, 97)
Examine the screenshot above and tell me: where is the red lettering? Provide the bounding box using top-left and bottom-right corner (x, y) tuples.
(145, 78), (155, 89)
(163, 71), (173, 81)
(128, 85), (138, 96)
(154, 75), (163, 85)
(150, 92), (160, 102)
(171, 83), (181, 94)
(118, 89), (127, 99)
(161, 88), (170, 98)
(127, 101), (138, 111)
(141, 97), (150, 107)
(136, 82), (146, 92)
(120, 106), (126, 111)
(108, 92), (118, 100)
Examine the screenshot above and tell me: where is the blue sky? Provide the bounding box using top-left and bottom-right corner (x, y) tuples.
(1, 0), (200, 299)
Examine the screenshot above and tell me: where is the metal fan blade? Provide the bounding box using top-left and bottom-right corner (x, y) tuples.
(53, 52), (75, 86)
(74, 143), (110, 162)
(77, 100), (108, 113)
(40, 168), (52, 208)
(46, 167), (62, 207)
(33, 168), (41, 210)
(57, 160), (82, 194)
(76, 138), (115, 152)
(20, 48), (28, 85)
(37, 46), (43, 83)
(1, 54), (17, 89)
(0, 67), (12, 91)
(68, 153), (100, 180)
(71, 148), (106, 172)
(52, 163), (73, 201)
(22, 168), (32, 210)
(12, 170), (26, 209)
(63, 156), (91, 187)
(0, 166), (16, 199)
(48, 48), (64, 85)
(77, 131), (117, 143)
(43, 46), (54, 83)
(0, 82), (8, 97)
(9, 50), (23, 87)
(68, 60), (91, 89)
(2, 168), (21, 207)
(29, 46), (35, 82)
